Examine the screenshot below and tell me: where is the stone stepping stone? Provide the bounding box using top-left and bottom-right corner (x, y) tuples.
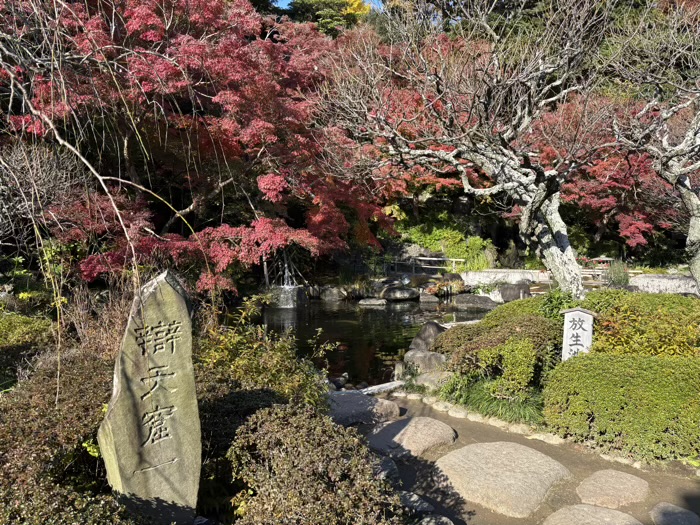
(422, 395), (438, 405)
(407, 393), (423, 400)
(329, 391), (400, 426)
(369, 417), (457, 458)
(576, 469), (649, 509)
(543, 504), (643, 525)
(650, 502), (700, 525)
(435, 441), (570, 518)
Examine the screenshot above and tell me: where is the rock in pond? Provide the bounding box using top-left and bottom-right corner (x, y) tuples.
(380, 286), (420, 301)
(498, 281), (532, 303)
(369, 417), (457, 458)
(321, 286), (346, 302)
(452, 294), (499, 311)
(359, 298), (387, 307)
(419, 293), (440, 304)
(329, 391), (400, 426)
(435, 441), (570, 518)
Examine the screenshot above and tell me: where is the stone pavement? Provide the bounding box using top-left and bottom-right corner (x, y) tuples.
(362, 394), (700, 525)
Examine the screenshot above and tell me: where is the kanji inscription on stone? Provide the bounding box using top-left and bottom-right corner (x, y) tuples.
(97, 271), (200, 524)
(561, 307), (595, 361)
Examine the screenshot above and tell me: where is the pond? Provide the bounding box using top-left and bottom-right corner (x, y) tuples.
(261, 300), (486, 387)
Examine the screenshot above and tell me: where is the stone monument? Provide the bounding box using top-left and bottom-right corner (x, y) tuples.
(98, 271), (201, 524)
(562, 307), (595, 361)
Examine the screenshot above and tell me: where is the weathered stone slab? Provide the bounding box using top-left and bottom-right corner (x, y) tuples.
(98, 271), (200, 524)
(360, 380), (405, 395)
(650, 502), (700, 525)
(629, 274), (699, 295)
(576, 469), (649, 509)
(543, 504), (643, 525)
(498, 281), (532, 303)
(398, 491), (435, 514)
(328, 391), (400, 426)
(415, 371), (453, 391)
(403, 349), (446, 374)
(369, 417), (457, 458)
(359, 298), (387, 307)
(435, 442), (570, 518)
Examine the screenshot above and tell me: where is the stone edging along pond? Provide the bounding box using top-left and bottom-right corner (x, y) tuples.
(367, 385), (657, 472)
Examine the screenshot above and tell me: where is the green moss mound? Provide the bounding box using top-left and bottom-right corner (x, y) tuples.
(544, 354), (700, 461)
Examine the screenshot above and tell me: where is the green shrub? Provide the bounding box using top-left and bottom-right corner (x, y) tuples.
(197, 325), (327, 409)
(479, 337), (537, 401)
(433, 313), (560, 388)
(537, 289), (578, 322)
(544, 354), (700, 461)
(581, 290), (700, 357)
(227, 405), (404, 525)
(399, 224), (496, 271)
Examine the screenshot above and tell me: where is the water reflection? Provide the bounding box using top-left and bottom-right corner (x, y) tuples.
(261, 300), (484, 385)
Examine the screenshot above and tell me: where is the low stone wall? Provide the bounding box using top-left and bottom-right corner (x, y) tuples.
(461, 269), (550, 286)
(629, 274), (699, 295)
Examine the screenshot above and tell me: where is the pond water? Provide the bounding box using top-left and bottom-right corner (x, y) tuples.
(261, 300), (486, 386)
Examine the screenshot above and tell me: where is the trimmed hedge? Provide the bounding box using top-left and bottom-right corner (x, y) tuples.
(432, 311), (560, 393)
(544, 354), (700, 461)
(580, 290), (700, 357)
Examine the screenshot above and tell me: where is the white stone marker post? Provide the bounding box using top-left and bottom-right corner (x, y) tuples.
(561, 308), (595, 361)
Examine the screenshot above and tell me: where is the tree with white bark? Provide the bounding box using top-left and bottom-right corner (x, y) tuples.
(320, 0), (621, 297)
(607, 4), (700, 289)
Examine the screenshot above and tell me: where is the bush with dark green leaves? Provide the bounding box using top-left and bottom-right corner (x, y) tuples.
(0, 349), (147, 525)
(227, 404), (404, 525)
(544, 354), (700, 461)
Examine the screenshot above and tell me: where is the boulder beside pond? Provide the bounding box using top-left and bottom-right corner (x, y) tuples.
(409, 321), (446, 353)
(404, 349), (446, 374)
(328, 391), (400, 426)
(452, 294), (499, 311)
(380, 286), (420, 301)
(498, 281), (532, 303)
